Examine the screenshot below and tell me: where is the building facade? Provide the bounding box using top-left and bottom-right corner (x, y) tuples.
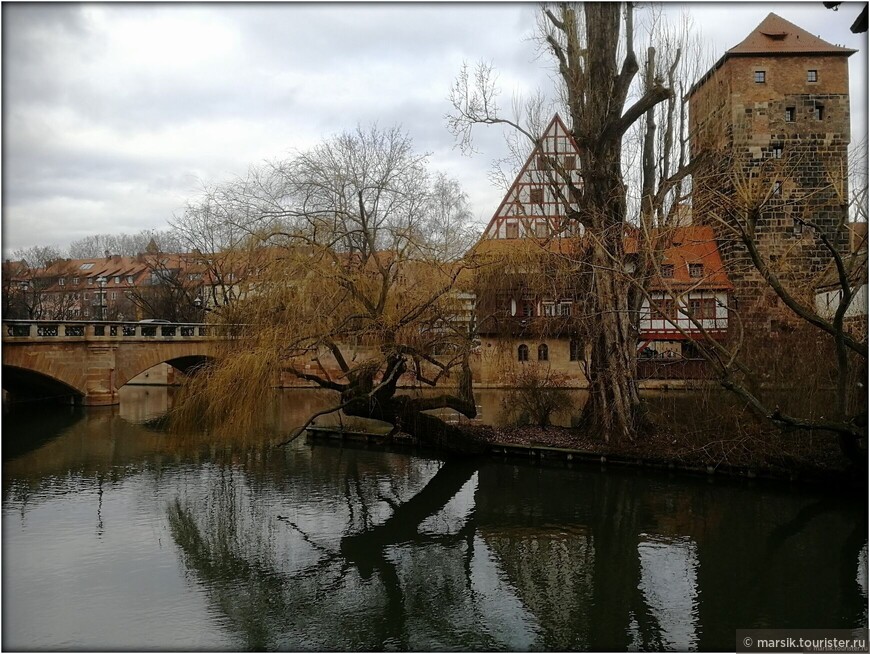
(688, 13), (855, 326)
(466, 115), (732, 386)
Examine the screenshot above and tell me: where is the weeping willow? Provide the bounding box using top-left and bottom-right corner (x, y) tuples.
(170, 125), (485, 452)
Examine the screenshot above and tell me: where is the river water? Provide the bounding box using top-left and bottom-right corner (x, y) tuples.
(2, 386), (867, 651)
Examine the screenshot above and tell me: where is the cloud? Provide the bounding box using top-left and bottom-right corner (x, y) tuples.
(2, 2), (866, 255)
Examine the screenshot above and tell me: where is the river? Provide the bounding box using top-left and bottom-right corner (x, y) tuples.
(2, 386), (867, 651)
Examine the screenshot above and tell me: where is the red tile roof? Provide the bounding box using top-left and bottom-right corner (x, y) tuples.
(689, 12), (856, 96)
(727, 13), (857, 56)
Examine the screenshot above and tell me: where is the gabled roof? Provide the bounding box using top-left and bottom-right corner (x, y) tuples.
(642, 226), (732, 292)
(727, 13), (856, 56)
(479, 113), (583, 241)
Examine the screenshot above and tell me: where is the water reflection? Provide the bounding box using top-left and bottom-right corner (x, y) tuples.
(2, 387), (867, 651)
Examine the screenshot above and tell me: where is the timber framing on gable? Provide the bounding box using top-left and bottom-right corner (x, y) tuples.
(482, 114), (584, 241)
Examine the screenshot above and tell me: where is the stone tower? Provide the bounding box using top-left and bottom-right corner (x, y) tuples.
(688, 13), (855, 324)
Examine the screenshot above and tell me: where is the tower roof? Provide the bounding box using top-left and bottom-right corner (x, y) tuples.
(688, 12), (856, 96)
(727, 12), (857, 56)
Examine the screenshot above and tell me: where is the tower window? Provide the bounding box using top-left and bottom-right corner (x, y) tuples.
(518, 344), (529, 362)
(807, 70), (818, 82)
(773, 181), (783, 197)
(793, 216), (804, 236)
(771, 144), (784, 159)
(814, 105), (825, 120)
(785, 107), (795, 122)
(754, 71), (766, 83)
(529, 187), (544, 204)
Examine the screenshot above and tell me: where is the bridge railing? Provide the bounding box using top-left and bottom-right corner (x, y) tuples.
(2, 320), (215, 340)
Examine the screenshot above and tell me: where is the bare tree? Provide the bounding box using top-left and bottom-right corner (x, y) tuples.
(67, 229), (184, 258)
(448, 3), (675, 442)
(124, 250), (204, 323)
(11, 245), (63, 269)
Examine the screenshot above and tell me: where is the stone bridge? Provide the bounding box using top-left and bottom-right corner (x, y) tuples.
(2, 320), (222, 405)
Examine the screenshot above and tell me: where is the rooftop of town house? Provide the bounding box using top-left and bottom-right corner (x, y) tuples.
(629, 225), (733, 292)
(688, 12), (857, 96)
(466, 224), (732, 293)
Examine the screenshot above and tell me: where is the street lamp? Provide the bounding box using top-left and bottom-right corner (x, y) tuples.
(96, 276), (107, 320)
(193, 296), (209, 321)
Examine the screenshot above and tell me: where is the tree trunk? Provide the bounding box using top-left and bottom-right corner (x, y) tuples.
(341, 357), (487, 455)
(579, 233), (644, 443)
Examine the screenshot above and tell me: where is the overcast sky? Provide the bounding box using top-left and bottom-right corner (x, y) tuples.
(2, 2), (867, 257)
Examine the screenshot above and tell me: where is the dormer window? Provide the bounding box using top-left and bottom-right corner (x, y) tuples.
(688, 263), (704, 278)
(754, 71), (766, 84)
(661, 264), (675, 279)
(807, 70), (818, 83)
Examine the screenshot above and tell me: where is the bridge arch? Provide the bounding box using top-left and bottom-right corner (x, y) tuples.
(2, 365), (84, 404)
(114, 343), (217, 389)
(3, 321), (221, 405)
(119, 354), (216, 389)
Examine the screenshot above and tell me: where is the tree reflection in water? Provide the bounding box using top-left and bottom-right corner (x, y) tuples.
(163, 445), (866, 651)
(166, 454), (535, 650)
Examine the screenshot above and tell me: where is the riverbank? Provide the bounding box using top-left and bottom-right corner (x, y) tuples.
(463, 423), (862, 486)
(306, 421), (861, 488)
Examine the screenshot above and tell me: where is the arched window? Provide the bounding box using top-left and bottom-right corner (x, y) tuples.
(538, 344), (549, 361)
(518, 344), (529, 362)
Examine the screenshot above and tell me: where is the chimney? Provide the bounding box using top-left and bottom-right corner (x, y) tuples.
(104, 250), (111, 260)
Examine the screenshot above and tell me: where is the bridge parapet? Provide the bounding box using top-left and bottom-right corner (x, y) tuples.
(3, 320), (214, 343)
(3, 321), (222, 406)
